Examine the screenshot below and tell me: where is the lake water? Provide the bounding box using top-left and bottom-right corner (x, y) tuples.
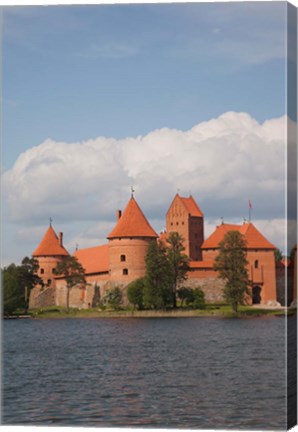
(2, 316), (288, 429)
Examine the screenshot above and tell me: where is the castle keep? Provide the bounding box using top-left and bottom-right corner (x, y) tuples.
(29, 193), (286, 309)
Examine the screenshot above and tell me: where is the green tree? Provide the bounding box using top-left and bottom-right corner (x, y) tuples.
(54, 256), (86, 311)
(144, 240), (172, 309)
(166, 232), (190, 308)
(127, 277), (146, 310)
(214, 231), (250, 313)
(2, 257), (42, 315)
(2, 264), (24, 315)
(274, 248), (283, 262)
(19, 257), (43, 314)
(102, 287), (123, 310)
(290, 245), (296, 262)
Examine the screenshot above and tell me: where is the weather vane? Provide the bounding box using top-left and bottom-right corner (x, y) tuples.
(49, 217), (53, 226)
(131, 186), (135, 198)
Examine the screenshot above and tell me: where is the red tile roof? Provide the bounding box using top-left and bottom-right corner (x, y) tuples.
(189, 260), (214, 269)
(180, 196), (204, 217)
(107, 197), (158, 239)
(202, 222), (276, 250)
(74, 244), (109, 275)
(32, 225), (69, 257)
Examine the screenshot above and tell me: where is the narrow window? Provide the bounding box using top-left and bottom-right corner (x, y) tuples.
(120, 254), (126, 262)
(176, 222), (179, 226)
(123, 268), (128, 275)
(52, 268), (56, 274)
(40, 268), (44, 274)
(254, 260), (259, 269)
(182, 221), (185, 225)
(47, 279), (52, 285)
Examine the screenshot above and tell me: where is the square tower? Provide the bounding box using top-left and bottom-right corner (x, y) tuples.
(166, 194), (204, 260)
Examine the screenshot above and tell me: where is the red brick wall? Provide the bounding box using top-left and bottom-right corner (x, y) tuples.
(188, 268), (217, 279)
(188, 216), (204, 260)
(202, 249), (218, 261)
(202, 248), (277, 303)
(35, 256), (65, 288)
(84, 273), (109, 284)
(166, 196), (204, 260)
(246, 250), (277, 303)
(108, 237), (155, 283)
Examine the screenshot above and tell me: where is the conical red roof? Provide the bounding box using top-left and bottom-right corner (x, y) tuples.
(32, 225), (70, 256)
(107, 197), (158, 239)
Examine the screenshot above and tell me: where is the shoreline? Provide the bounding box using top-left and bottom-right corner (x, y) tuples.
(3, 306), (295, 320)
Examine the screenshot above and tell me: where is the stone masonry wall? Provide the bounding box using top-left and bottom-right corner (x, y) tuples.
(185, 277), (225, 302)
(29, 286), (56, 309)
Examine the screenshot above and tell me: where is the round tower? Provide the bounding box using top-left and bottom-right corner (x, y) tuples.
(32, 224), (69, 288)
(107, 196), (158, 283)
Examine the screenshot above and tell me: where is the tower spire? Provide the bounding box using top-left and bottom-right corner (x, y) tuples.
(248, 199), (252, 222)
(49, 217), (53, 226)
(131, 186), (135, 198)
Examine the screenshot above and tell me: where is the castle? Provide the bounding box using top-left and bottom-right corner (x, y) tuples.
(29, 193), (292, 309)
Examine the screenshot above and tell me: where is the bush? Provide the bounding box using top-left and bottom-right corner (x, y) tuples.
(101, 287), (123, 310)
(177, 287), (195, 307)
(127, 278), (146, 310)
(191, 288), (206, 309)
(177, 287), (205, 309)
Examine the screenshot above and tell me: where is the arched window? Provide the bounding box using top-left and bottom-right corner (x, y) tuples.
(254, 260), (259, 269)
(120, 254), (126, 262)
(40, 268), (44, 274)
(123, 268), (128, 275)
(47, 279), (52, 285)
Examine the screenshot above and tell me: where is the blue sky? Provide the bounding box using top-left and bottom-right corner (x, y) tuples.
(1, 1), (295, 265)
(3, 2), (287, 168)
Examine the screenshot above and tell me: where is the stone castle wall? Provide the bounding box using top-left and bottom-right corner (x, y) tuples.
(29, 286), (56, 309)
(185, 277), (225, 302)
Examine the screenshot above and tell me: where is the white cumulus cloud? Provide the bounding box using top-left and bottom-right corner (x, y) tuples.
(2, 111), (289, 253)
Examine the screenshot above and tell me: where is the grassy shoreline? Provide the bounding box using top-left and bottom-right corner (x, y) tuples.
(5, 304), (295, 319)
